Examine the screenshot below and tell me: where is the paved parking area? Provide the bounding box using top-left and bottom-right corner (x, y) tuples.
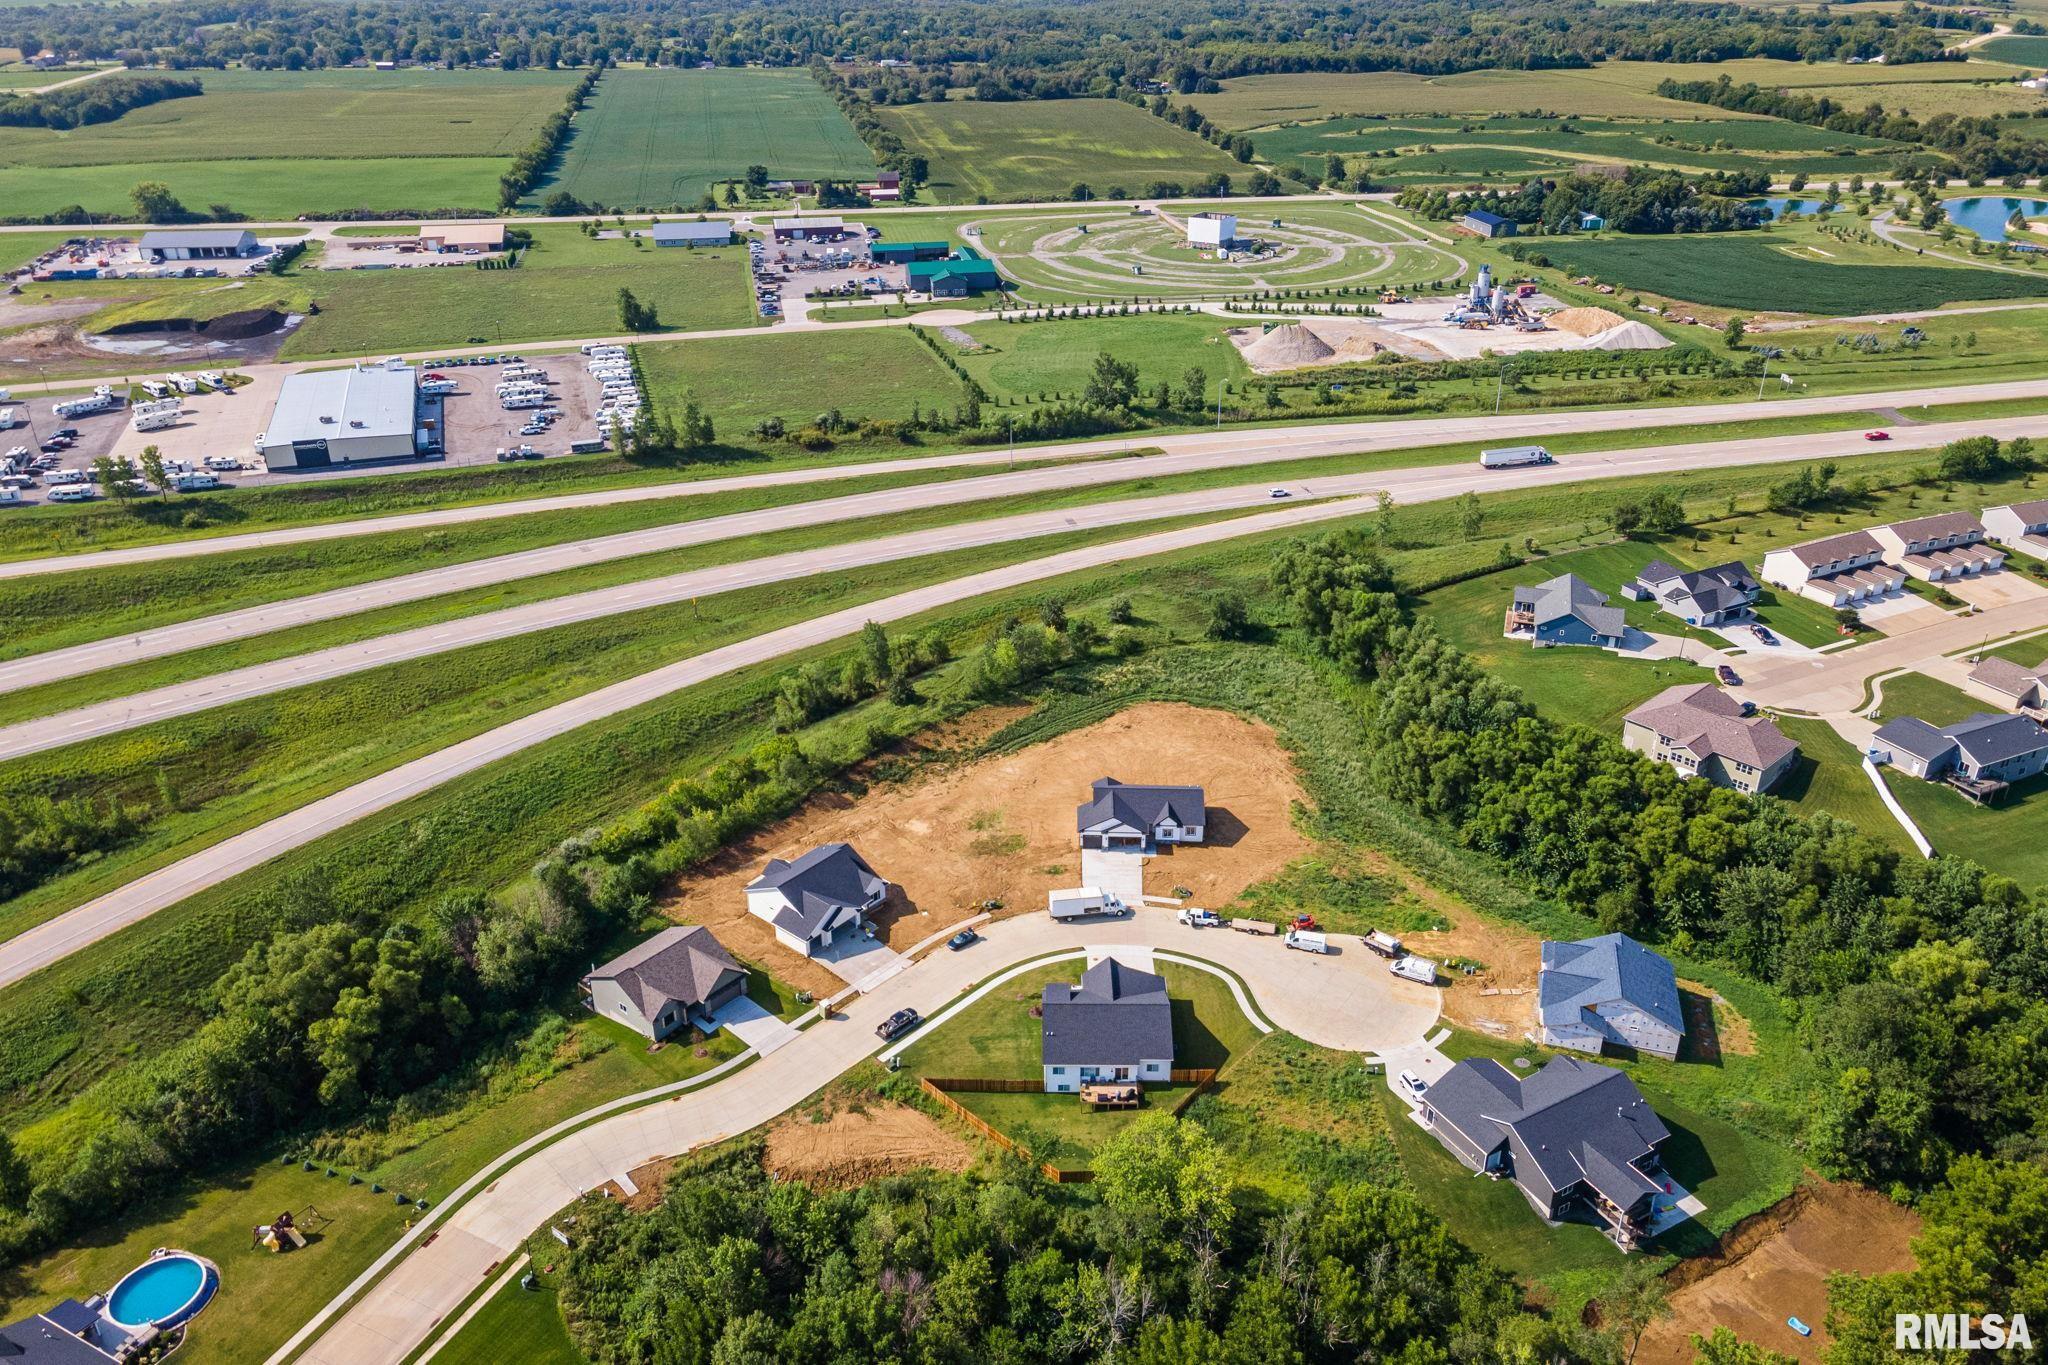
(1948, 569), (2044, 609)
(703, 996), (800, 1056)
(107, 370), (279, 472)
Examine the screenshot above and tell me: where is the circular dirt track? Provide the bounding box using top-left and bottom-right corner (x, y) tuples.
(972, 209), (1459, 300)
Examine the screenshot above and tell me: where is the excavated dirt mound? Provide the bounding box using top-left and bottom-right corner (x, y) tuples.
(1545, 305), (1628, 338)
(1584, 320), (1673, 351)
(765, 1105), (974, 1188)
(1242, 322), (1335, 369)
(97, 307), (286, 339)
(1635, 1179), (1919, 1364)
(655, 702), (1313, 997)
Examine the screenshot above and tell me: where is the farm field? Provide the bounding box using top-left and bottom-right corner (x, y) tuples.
(1255, 114), (1909, 181)
(0, 67), (580, 217)
(1979, 35), (2048, 67)
(1591, 56), (2028, 89)
(1186, 68), (1747, 126)
(525, 67), (874, 210)
(875, 98), (1246, 203)
(957, 312), (1251, 398)
(1512, 232), (2048, 314)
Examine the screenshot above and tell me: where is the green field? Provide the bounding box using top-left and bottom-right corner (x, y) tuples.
(433, 1275), (587, 1365)
(526, 67), (874, 210)
(1513, 233), (2048, 314)
(957, 312), (1250, 396)
(1979, 35), (2048, 68)
(636, 325), (967, 429)
(1187, 68), (1745, 127)
(876, 98), (1247, 203)
(0, 67), (581, 218)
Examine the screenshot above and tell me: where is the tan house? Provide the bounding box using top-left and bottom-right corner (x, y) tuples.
(419, 222), (508, 253)
(1621, 683), (1799, 793)
(1759, 530), (1905, 607)
(1866, 512), (2003, 582)
(1966, 655), (2048, 712)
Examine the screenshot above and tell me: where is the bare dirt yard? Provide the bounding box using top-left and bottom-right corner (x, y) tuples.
(1638, 1178), (1919, 1364)
(656, 702), (1314, 996)
(764, 1104), (974, 1189)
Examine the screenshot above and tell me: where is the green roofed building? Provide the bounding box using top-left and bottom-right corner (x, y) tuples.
(871, 240), (952, 264)
(907, 245), (1001, 297)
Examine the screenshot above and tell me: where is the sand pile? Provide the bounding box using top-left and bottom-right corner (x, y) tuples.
(1584, 320), (1672, 351)
(1546, 305), (1628, 338)
(1243, 322), (1335, 368)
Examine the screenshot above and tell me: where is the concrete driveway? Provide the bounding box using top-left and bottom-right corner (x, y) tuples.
(1079, 849), (1146, 904)
(702, 996), (800, 1056)
(1949, 570), (2044, 610)
(810, 933), (907, 991)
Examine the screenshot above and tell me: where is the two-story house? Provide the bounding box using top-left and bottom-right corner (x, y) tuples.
(1759, 531), (1905, 607)
(1621, 683), (1799, 794)
(1866, 511), (2003, 582)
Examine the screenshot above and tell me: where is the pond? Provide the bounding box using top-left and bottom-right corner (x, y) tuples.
(1749, 197), (1836, 219)
(1942, 196), (2048, 243)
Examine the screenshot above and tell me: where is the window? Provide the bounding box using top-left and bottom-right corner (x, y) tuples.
(1051, 1067), (1067, 1075)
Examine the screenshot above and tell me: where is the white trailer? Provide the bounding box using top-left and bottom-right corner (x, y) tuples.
(1284, 928), (1329, 954)
(1390, 956), (1438, 985)
(132, 406), (182, 433)
(1479, 445), (1554, 470)
(0, 408), (17, 430)
(1361, 929), (1404, 959)
(53, 390), (118, 418)
(1048, 887), (1123, 920)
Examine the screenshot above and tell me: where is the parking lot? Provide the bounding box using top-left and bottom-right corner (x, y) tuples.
(0, 391), (132, 506)
(753, 228), (910, 320)
(437, 355), (607, 466)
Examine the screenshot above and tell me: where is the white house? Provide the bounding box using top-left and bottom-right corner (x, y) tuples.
(1075, 778), (1205, 850)
(1759, 530), (1905, 607)
(1982, 498), (2048, 560)
(1866, 511), (2003, 582)
(1040, 957), (1175, 1093)
(1186, 212), (1238, 249)
(1537, 933), (1686, 1060)
(744, 843), (891, 957)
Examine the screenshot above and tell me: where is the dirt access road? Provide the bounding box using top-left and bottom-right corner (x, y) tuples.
(658, 703), (1314, 998)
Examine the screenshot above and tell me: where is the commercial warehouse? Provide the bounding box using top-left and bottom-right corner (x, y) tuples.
(137, 229), (259, 262)
(419, 223), (507, 253)
(907, 246), (1001, 297)
(870, 240), (949, 264)
(651, 221), (734, 247)
(256, 363), (432, 470)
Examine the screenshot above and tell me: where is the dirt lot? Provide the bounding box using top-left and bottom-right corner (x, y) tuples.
(1638, 1178), (1919, 1364)
(656, 702), (1315, 997)
(764, 1103), (974, 1188)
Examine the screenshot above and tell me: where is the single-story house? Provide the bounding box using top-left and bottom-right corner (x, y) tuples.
(1981, 498), (2048, 560)
(1076, 778), (1206, 850)
(1629, 559), (1760, 627)
(771, 215), (845, 242)
(1460, 209), (1516, 238)
(137, 228), (258, 263)
(1505, 573), (1626, 648)
(1759, 530), (1905, 607)
(907, 246), (1000, 296)
(651, 220), (734, 247)
(870, 240), (951, 264)
(419, 223), (507, 253)
(1040, 956), (1175, 1092)
(1966, 654), (2048, 710)
(1871, 711), (2048, 786)
(745, 843), (891, 956)
(1621, 683), (1800, 794)
(581, 924), (747, 1042)
(1867, 512), (2003, 582)
(1418, 1055), (1679, 1248)
(1538, 933), (1686, 1060)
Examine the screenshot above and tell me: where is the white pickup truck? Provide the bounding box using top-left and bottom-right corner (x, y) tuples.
(1177, 908), (1220, 928)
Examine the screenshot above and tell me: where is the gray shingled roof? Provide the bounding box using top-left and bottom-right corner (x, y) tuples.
(1425, 1056), (1670, 1206)
(1637, 560), (1757, 617)
(0, 1313), (120, 1365)
(746, 843), (888, 938)
(583, 925), (744, 1023)
(1539, 933), (1686, 1035)
(1966, 656), (2048, 699)
(1873, 715), (1955, 763)
(1626, 683), (1797, 769)
(1040, 957), (1174, 1067)
(1945, 712), (2048, 766)
(1511, 573), (1625, 639)
(1075, 779), (1205, 836)
(1881, 511), (1984, 542)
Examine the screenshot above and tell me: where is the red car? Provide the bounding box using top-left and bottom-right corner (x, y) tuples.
(1864, 430), (1891, 441)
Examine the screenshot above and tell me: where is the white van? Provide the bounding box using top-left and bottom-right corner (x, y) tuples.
(1284, 928), (1329, 954)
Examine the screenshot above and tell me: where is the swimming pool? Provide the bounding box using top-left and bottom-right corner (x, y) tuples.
(106, 1252), (217, 1330)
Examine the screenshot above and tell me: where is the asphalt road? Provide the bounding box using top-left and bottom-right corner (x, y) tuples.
(10, 374), (2048, 580)
(10, 413), (2048, 753)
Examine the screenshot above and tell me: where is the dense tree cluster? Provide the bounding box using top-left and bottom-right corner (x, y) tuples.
(550, 1121), (1589, 1363)
(0, 73), (199, 129)
(1658, 74), (2048, 180)
(500, 60), (602, 208)
(1399, 167), (1772, 234)
(1269, 511), (2048, 1193)
(0, 794), (145, 902)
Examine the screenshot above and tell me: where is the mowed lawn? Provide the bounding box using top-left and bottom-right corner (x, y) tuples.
(527, 67), (874, 210)
(636, 326), (967, 431)
(1517, 234), (2048, 314)
(0, 67), (581, 216)
(957, 313), (1249, 400)
(877, 99), (1246, 203)
(434, 1275), (587, 1365)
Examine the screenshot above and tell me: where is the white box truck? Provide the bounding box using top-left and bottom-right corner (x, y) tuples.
(1390, 956), (1438, 985)
(1048, 887), (1123, 919)
(1284, 928), (1329, 954)
(1479, 445), (1554, 470)
(0, 407), (17, 430)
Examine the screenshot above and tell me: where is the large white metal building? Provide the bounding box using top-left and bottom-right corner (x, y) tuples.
(257, 363), (425, 470)
(1186, 212), (1238, 248)
(137, 228), (259, 262)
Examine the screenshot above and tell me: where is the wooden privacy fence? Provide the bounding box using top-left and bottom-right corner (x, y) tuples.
(919, 1069), (1223, 1181)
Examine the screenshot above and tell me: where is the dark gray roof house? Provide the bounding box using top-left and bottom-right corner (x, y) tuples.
(1507, 573), (1626, 648)
(1631, 560), (1760, 626)
(0, 1310), (120, 1364)
(582, 925), (747, 1041)
(1538, 933), (1686, 1059)
(1040, 957), (1175, 1090)
(1419, 1055), (1676, 1246)
(1874, 711), (2048, 790)
(1076, 778), (1206, 850)
(745, 843), (890, 954)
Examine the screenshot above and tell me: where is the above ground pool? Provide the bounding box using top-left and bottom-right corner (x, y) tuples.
(106, 1252), (217, 1330)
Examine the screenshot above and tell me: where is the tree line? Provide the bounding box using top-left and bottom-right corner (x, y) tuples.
(499, 60), (604, 210)
(1398, 167), (1774, 235)
(0, 73), (199, 129)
